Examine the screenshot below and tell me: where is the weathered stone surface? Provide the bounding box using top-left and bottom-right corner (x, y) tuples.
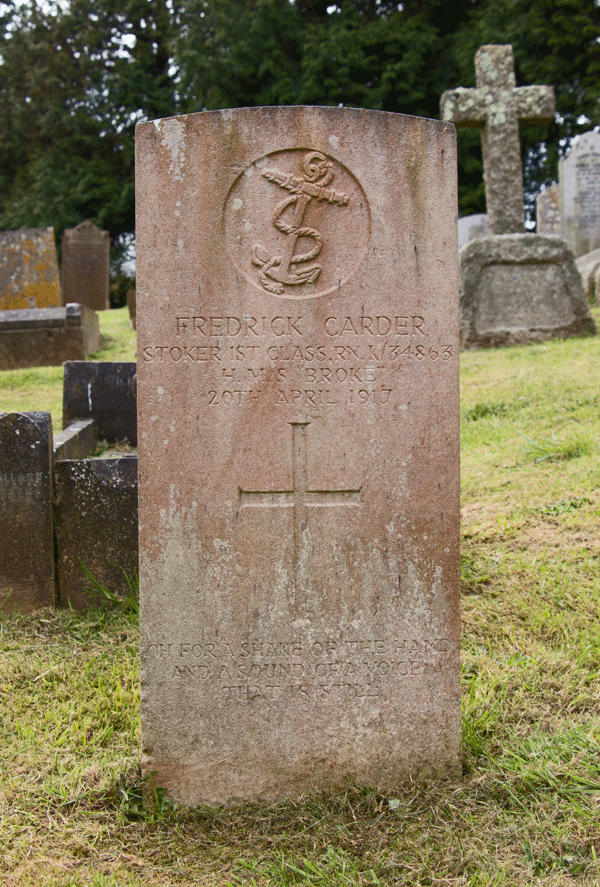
(136, 106), (461, 805)
(62, 361), (137, 445)
(54, 419), (97, 461)
(0, 227), (61, 310)
(559, 131), (600, 258)
(460, 234), (596, 348)
(575, 247), (600, 302)
(536, 184), (561, 236)
(54, 456), (138, 611)
(61, 221), (110, 311)
(441, 45), (555, 236)
(0, 412), (56, 613)
(0, 304), (100, 370)
(127, 288), (136, 329)
(458, 214), (488, 249)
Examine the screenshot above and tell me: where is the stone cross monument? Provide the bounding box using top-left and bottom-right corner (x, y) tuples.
(440, 45), (555, 235)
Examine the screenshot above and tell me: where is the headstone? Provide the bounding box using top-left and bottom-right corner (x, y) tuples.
(62, 361), (137, 445)
(460, 235), (595, 347)
(61, 221), (110, 310)
(440, 45), (555, 235)
(0, 412), (56, 613)
(136, 107), (461, 805)
(54, 456), (138, 611)
(536, 184), (561, 236)
(559, 131), (600, 257)
(0, 304), (100, 370)
(127, 287), (136, 329)
(0, 227), (61, 310)
(575, 247), (600, 301)
(458, 213), (488, 249)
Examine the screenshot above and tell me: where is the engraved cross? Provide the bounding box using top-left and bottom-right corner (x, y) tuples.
(440, 44), (554, 235)
(239, 422), (362, 614)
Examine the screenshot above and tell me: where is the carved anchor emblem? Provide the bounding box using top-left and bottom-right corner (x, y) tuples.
(252, 151), (350, 295)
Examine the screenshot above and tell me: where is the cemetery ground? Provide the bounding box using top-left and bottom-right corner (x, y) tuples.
(1, 306), (600, 886)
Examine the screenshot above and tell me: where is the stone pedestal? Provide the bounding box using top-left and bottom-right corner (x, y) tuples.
(460, 234), (596, 348)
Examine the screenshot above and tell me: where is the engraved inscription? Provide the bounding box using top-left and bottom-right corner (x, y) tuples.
(141, 311), (455, 408)
(239, 422), (361, 616)
(143, 635), (456, 704)
(225, 148), (371, 299)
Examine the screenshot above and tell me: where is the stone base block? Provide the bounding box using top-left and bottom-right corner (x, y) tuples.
(0, 304), (100, 369)
(460, 234), (596, 348)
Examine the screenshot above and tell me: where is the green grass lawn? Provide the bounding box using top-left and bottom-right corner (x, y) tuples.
(1, 307), (600, 885)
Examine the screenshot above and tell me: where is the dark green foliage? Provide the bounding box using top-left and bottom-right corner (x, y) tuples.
(0, 0), (598, 243)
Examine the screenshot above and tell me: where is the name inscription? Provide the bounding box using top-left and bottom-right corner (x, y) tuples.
(142, 311), (454, 408)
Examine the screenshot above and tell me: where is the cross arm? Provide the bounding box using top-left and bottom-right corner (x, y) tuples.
(514, 85), (555, 125)
(439, 87), (490, 128)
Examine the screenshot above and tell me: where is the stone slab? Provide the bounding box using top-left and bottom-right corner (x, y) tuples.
(560, 131), (600, 257)
(136, 107), (461, 805)
(0, 412), (56, 613)
(460, 234), (596, 348)
(61, 221), (110, 311)
(54, 419), (97, 461)
(536, 184), (561, 236)
(0, 227), (61, 310)
(458, 214), (488, 250)
(62, 361), (137, 445)
(54, 456), (138, 611)
(0, 304), (100, 370)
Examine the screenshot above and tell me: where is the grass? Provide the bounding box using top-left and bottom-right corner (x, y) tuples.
(1, 306), (600, 885)
(0, 307), (136, 427)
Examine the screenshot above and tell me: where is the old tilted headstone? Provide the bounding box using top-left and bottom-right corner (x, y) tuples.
(61, 221), (110, 310)
(441, 45), (595, 347)
(0, 412), (56, 613)
(559, 131), (600, 258)
(0, 228), (61, 310)
(440, 44), (554, 236)
(136, 106), (461, 805)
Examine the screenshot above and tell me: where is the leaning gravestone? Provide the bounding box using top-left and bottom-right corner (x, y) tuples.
(0, 412), (56, 613)
(136, 107), (461, 805)
(0, 227), (61, 310)
(559, 131), (600, 258)
(441, 45), (595, 347)
(61, 221), (110, 310)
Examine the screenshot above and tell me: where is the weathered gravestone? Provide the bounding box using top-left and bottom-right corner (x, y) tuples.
(458, 213), (488, 250)
(61, 221), (110, 310)
(0, 412), (56, 613)
(441, 45), (595, 347)
(62, 361), (137, 445)
(0, 227), (61, 310)
(136, 106), (461, 805)
(559, 131), (600, 258)
(0, 304), (100, 370)
(536, 184), (561, 237)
